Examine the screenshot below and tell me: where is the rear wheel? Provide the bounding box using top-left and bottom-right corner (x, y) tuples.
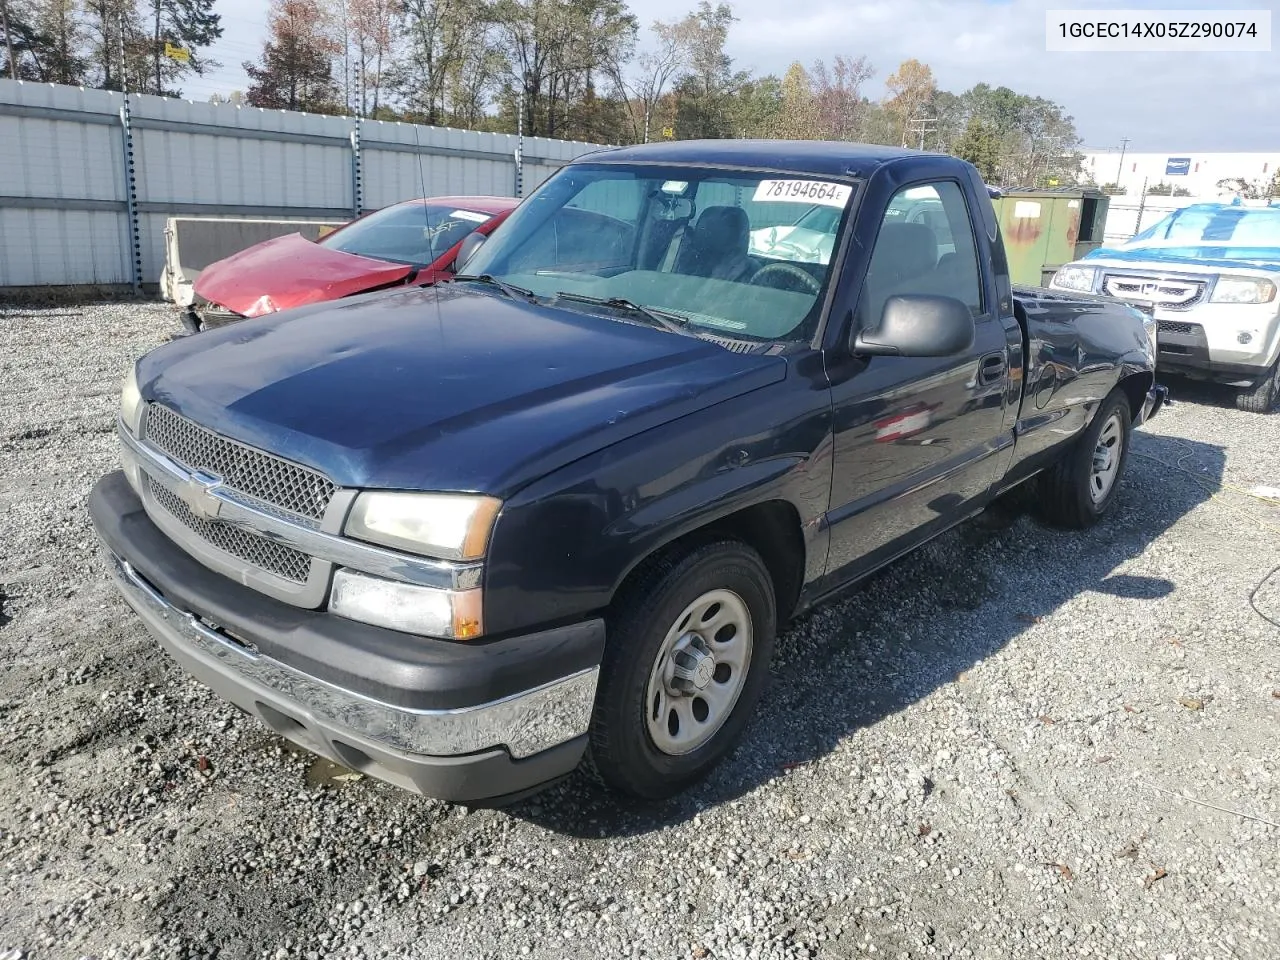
(584, 540), (776, 800)
(1037, 388), (1132, 529)
(1235, 359), (1279, 414)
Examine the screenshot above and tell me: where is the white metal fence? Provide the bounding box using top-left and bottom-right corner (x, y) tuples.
(1101, 192), (1280, 244)
(0, 79), (604, 291)
(1102, 194), (1210, 243)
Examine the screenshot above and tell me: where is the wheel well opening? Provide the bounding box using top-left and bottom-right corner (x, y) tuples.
(1118, 371), (1154, 422)
(616, 501), (807, 623)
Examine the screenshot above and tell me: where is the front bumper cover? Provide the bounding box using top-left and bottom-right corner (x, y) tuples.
(90, 471), (603, 802)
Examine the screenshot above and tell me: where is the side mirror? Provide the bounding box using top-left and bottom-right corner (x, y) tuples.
(454, 231), (487, 272)
(853, 294), (975, 358)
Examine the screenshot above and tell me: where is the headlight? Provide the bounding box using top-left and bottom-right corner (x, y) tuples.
(329, 569), (483, 639)
(1050, 265), (1097, 293)
(1210, 276), (1277, 304)
(120, 364), (144, 435)
(344, 491), (501, 560)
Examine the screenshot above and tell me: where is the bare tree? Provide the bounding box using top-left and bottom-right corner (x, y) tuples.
(605, 15), (689, 142)
(493, 0), (635, 138)
(810, 54), (873, 141)
(344, 0), (398, 116)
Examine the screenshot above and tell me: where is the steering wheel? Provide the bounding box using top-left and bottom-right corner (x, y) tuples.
(750, 262), (821, 295)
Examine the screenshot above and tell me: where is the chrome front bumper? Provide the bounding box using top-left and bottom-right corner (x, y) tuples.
(105, 548), (597, 763)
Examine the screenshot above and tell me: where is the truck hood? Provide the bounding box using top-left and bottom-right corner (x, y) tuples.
(1081, 245), (1280, 275)
(138, 284), (787, 496)
(192, 233), (415, 317)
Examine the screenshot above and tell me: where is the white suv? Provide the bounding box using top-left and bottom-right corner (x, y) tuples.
(1050, 202), (1280, 413)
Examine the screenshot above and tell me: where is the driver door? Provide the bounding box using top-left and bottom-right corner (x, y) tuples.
(823, 180), (1012, 583)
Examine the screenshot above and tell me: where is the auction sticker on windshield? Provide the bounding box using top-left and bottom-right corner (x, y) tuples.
(753, 180), (852, 207)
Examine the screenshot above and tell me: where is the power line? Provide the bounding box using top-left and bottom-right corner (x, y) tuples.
(906, 116), (938, 151)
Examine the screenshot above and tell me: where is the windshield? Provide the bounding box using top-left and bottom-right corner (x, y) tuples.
(1116, 205), (1280, 262)
(460, 163), (857, 342)
(319, 202), (496, 266)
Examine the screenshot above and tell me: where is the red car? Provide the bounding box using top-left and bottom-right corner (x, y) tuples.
(184, 195), (519, 332)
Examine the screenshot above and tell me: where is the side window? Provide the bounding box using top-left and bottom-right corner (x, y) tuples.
(858, 181), (983, 327)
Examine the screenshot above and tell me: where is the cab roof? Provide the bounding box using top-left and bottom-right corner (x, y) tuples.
(572, 139), (935, 180)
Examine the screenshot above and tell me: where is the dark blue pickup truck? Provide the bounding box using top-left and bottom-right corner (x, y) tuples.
(91, 141), (1166, 804)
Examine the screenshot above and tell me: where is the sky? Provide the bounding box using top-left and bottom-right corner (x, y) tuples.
(191, 0), (1280, 152)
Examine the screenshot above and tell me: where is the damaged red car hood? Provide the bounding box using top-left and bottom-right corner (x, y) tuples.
(193, 233), (415, 318)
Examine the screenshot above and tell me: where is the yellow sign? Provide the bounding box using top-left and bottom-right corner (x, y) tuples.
(661, 126), (675, 139)
(1047, 177), (1060, 186)
(164, 42), (190, 63)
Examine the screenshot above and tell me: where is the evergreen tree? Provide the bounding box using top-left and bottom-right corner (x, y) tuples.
(245, 0), (341, 113)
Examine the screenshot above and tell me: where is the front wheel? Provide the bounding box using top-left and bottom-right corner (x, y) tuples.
(1037, 388), (1133, 529)
(1235, 359), (1279, 414)
(584, 540), (776, 800)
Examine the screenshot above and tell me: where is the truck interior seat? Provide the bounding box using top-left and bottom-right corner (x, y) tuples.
(667, 206), (755, 282)
(859, 222), (939, 325)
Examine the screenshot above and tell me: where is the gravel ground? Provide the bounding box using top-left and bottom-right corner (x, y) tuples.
(1, 301), (1278, 960)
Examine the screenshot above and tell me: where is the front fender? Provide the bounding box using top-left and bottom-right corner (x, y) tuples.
(482, 374), (832, 637)
(601, 453), (820, 595)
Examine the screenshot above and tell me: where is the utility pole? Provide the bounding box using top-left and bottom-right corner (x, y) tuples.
(2, 0), (17, 81)
(154, 0), (161, 95)
(515, 82), (524, 198)
(340, 0), (350, 113)
(1115, 137), (1130, 190)
(118, 11), (128, 93)
(355, 46), (364, 118)
(907, 116), (938, 151)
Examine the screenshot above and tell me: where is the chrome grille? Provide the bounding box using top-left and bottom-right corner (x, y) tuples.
(149, 479), (312, 584)
(1101, 273), (1206, 310)
(1158, 320), (1200, 336)
(144, 404), (335, 522)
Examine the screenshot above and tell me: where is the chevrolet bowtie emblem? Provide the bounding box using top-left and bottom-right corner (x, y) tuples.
(178, 470), (223, 521)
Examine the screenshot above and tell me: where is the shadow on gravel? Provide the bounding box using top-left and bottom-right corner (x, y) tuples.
(1157, 374), (1247, 411)
(509, 431), (1224, 838)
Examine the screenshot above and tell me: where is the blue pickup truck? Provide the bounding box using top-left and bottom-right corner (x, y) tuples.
(91, 141), (1165, 804)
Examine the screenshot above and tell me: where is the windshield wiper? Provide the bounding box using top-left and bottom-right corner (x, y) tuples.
(451, 274), (538, 302)
(552, 292), (688, 334)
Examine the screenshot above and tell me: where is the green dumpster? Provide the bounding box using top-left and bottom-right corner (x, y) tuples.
(991, 188), (1110, 287)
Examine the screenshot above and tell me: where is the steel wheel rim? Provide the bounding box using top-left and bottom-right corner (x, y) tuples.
(644, 588), (753, 756)
(1089, 413), (1124, 503)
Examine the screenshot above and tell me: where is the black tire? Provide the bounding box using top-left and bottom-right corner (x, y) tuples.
(584, 540), (776, 800)
(1037, 388), (1132, 529)
(1235, 359), (1279, 414)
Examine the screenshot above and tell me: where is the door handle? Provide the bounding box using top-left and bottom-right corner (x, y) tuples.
(978, 352), (1006, 386)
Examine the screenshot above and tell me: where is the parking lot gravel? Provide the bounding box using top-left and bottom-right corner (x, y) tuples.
(1, 301), (1278, 960)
